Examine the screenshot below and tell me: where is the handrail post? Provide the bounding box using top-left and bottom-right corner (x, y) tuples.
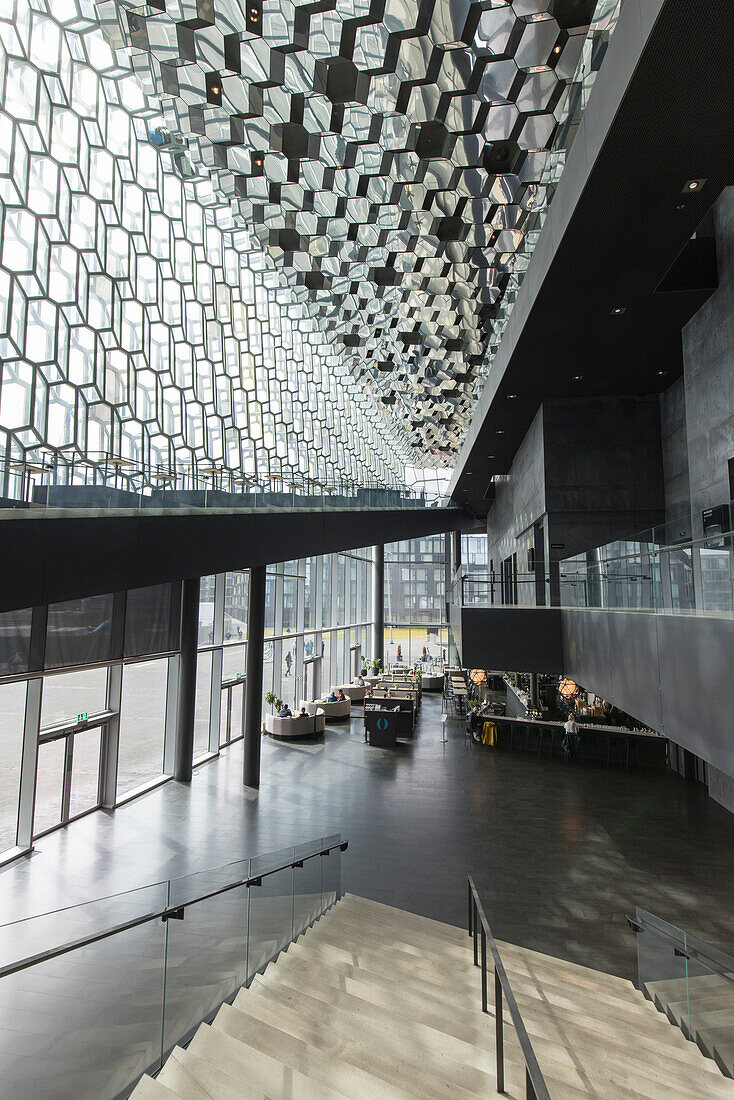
(467, 879), (473, 936)
(473, 905), (479, 966)
(495, 969), (504, 1094)
(481, 929), (488, 1013)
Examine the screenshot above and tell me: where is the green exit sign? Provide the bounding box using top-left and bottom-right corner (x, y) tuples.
(236, 673), (243, 679)
(77, 712), (88, 722)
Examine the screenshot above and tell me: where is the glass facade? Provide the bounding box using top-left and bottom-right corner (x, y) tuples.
(0, 535), (458, 862)
(385, 536), (448, 667)
(0, 0), (406, 492)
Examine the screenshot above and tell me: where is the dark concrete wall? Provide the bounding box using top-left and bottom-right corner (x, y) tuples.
(485, 407), (545, 575)
(485, 396), (665, 602)
(456, 606), (564, 675)
(681, 188), (734, 509)
(543, 396), (665, 559)
(562, 608), (734, 779)
(659, 377), (690, 517)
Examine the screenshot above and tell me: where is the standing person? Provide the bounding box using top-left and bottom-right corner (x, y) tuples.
(284, 650), (292, 676)
(396, 644), (403, 662)
(562, 713), (580, 762)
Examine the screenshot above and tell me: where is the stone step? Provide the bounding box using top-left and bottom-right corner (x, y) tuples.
(189, 1020), (349, 1099)
(261, 943), (734, 1099)
(213, 999), (416, 1100)
(129, 1075), (180, 1100)
(157, 1046), (265, 1100)
(233, 979), (492, 1100)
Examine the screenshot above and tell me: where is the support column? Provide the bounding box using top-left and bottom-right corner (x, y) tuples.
(174, 576), (200, 783)
(529, 673), (539, 710)
(244, 564), (266, 789)
(371, 544), (384, 666)
(451, 530), (462, 576)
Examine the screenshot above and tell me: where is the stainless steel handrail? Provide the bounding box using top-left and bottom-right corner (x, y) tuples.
(467, 876), (551, 1100)
(0, 838), (348, 980)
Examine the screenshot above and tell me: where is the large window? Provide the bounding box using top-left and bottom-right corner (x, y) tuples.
(117, 659), (169, 799)
(0, 681), (27, 853)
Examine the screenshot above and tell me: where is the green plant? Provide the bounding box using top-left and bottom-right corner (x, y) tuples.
(265, 691), (283, 711)
(360, 656), (370, 674)
(371, 657), (383, 674)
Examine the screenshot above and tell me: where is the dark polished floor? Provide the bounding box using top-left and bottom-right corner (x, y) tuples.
(3, 695), (734, 980)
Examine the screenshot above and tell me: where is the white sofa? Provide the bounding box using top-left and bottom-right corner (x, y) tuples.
(265, 713), (326, 739)
(421, 674), (443, 692)
(337, 683), (368, 702)
(300, 698), (351, 719)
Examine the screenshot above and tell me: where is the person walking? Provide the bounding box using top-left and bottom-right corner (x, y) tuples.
(562, 713), (580, 763)
(284, 650), (292, 676)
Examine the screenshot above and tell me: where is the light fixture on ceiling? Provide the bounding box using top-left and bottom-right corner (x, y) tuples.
(496, 429), (504, 435)
(507, 393), (517, 399)
(572, 374), (583, 381)
(488, 455), (496, 459)
(683, 179), (706, 193)
(611, 306), (626, 315)
(553, 44), (562, 54)
(657, 370), (668, 376)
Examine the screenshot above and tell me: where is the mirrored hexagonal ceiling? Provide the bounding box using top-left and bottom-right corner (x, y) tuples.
(96, 0), (618, 466)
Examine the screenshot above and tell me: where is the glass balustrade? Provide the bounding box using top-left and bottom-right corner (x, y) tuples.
(0, 835), (343, 1100)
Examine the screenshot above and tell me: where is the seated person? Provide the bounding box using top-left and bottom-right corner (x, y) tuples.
(326, 690), (338, 702)
(356, 674), (365, 686)
(278, 703), (293, 718)
(336, 689), (346, 701)
(297, 706), (310, 719)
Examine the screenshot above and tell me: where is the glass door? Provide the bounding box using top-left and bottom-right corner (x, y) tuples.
(219, 679), (245, 747)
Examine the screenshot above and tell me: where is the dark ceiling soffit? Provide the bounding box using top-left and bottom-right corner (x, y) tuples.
(0, 507), (478, 614)
(449, 0), (734, 517)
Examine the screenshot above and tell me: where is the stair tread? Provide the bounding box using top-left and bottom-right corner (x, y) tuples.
(130, 1075), (181, 1100)
(189, 1021), (349, 1100)
(146, 894), (734, 1100)
(233, 981), (494, 1099)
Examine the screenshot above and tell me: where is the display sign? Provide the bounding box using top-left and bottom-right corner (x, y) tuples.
(77, 712), (87, 722)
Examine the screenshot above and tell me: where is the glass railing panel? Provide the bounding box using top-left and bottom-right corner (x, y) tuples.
(167, 858), (251, 909)
(246, 847), (296, 980)
(320, 835), (342, 911)
(682, 933), (734, 1070)
(0, 912), (167, 1100)
(0, 881), (167, 969)
(292, 840), (324, 938)
(636, 907), (690, 1037)
(161, 878), (249, 1058)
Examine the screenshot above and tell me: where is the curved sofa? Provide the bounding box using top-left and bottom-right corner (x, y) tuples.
(338, 683), (367, 702)
(265, 713), (326, 739)
(300, 698), (351, 719)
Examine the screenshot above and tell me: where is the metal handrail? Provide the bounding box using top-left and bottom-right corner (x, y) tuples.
(628, 910), (734, 988)
(467, 876), (551, 1100)
(0, 838), (348, 981)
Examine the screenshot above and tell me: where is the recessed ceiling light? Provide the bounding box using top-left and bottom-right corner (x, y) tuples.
(553, 44), (562, 54)
(657, 370), (668, 376)
(496, 429), (504, 435)
(683, 179), (706, 193)
(488, 455), (496, 459)
(572, 374), (583, 381)
(611, 306), (626, 315)
(507, 393), (517, 399)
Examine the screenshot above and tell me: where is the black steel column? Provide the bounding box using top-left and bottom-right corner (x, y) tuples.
(529, 673), (539, 709)
(244, 564), (266, 788)
(174, 576), (200, 782)
(371, 544), (384, 665)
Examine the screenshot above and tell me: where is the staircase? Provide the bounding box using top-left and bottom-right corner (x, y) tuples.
(132, 894), (734, 1099)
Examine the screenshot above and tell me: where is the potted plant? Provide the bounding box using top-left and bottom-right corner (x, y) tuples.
(265, 691), (283, 712)
(371, 657), (383, 675)
(360, 657), (371, 676)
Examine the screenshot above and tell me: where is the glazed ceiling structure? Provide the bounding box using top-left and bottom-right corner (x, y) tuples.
(96, 0), (604, 464)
